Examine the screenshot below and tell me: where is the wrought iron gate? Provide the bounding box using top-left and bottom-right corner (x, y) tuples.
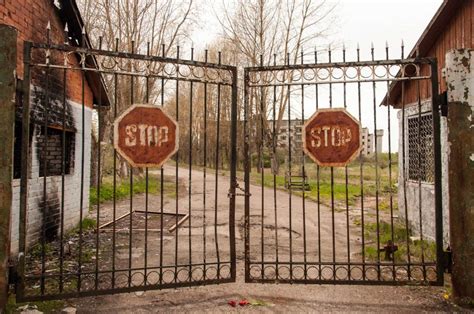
(243, 49), (445, 285)
(16, 38), (237, 301)
(15, 37), (447, 302)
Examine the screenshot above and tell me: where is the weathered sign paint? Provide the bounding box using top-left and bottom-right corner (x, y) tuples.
(114, 104), (178, 168)
(303, 108), (361, 167)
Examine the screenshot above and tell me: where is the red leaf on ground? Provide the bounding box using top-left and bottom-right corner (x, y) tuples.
(239, 299), (250, 306)
(228, 300), (237, 307)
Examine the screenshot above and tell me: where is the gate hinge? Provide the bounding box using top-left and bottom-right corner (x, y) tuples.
(439, 92), (448, 117)
(228, 182), (251, 198)
(442, 246), (452, 274)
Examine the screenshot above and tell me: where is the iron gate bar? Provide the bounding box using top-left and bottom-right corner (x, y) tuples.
(174, 45), (180, 285)
(17, 39), (238, 301)
(400, 43), (412, 281)
(272, 54), (279, 281)
(203, 49), (208, 280)
(259, 54), (264, 281)
(315, 50), (322, 279)
(385, 43), (395, 280)
(112, 38), (119, 289)
(128, 41), (135, 289)
(356, 45), (366, 281)
(342, 46), (351, 280)
(301, 50), (308, 281)
(328, 47), (336, 282)
(215, 52), (222, 280)
(159, 43), (165, 287)
(287, 52), (293, 282)
(370, 45), (381, 280)
(417, 78), (426, 281)
(144, 41), (150, 287)
(41, 26), (51, 296)
(244, 52), (443, 285)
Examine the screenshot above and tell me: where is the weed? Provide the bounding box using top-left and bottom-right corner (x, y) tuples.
(363, 221), (437, 262)
(29, 243), (53, 259)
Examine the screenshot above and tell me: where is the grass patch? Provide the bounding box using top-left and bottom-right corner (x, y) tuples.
(29, 242), (54, 260)
(363, 221), (437, 262)
(90, 174), (175, 206)
(249, 155), (398, 207)
(65, 217), (97, 237)
(253, 171), (371, 206)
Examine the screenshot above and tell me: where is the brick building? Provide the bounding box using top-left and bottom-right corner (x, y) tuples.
(0, 0), (109, 254)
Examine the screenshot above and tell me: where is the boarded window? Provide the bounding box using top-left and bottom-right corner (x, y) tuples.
(37, 126), (75, 177)
(407, 113), (434, 182)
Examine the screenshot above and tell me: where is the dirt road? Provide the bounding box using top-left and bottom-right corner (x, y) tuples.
(66, 165), (456, 312)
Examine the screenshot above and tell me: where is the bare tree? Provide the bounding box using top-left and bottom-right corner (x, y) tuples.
(217, 0), (336, 145)
(77, 0), (196, 183)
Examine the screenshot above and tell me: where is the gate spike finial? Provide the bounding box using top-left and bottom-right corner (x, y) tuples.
(385, 41), (389, 49)
(64, 23), (69, 45)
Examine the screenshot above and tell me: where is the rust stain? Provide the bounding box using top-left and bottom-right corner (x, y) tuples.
(303, 108), (361, 167)
(114, 104), (178, 168)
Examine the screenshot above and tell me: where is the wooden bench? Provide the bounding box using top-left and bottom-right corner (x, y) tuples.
(284, 171), (310, 190)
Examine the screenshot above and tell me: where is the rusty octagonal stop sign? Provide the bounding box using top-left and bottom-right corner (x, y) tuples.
(114, 104), (179, 168)
(303, 108), (361, 167)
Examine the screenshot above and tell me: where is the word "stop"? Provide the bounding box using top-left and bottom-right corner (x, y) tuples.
(125, 124), (169, 147)
(309, 126), (353, 148)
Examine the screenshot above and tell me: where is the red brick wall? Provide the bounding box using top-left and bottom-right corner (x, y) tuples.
(0, 0), (94, 107)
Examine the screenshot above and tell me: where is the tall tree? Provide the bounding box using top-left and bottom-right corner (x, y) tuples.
(217, 0), (336, 166)
(77, 0), (196, 182)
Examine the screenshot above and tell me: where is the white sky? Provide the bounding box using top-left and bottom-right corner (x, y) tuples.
(192, 0), (443, 55)
(190, 0), (444, 152)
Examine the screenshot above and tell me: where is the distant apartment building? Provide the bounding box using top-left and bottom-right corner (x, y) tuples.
(361, 128), (384, 157)
(271, 119), (304, 153)
(271, 120), (383, 158)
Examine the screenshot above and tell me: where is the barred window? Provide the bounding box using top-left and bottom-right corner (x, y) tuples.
(407, 113), (434, 182)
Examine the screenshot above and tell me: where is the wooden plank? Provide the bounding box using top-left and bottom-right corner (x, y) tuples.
(465, 0), (474, 48)
(98, 211), (132, 229)
(168, 214), (190, 233)
(472, 0), (474, 48)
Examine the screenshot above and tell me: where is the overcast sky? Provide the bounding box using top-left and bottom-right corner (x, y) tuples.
(192, 0), (443, 56)
(190, 0), (444, 152)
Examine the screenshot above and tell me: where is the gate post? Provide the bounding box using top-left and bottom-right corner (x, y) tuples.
(445, 49), (474, 300)
(0, 24), (17, 311)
